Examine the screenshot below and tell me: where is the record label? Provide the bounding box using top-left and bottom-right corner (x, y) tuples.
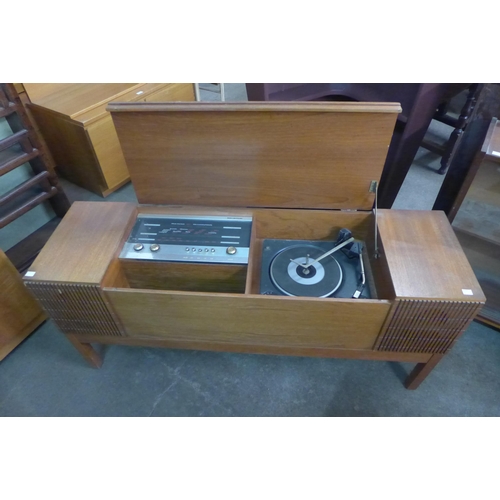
(269, 244), (342, 297)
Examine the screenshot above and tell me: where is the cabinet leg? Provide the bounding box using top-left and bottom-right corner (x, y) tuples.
(65, 334), (103, 368)
(405, 354), (444, 390)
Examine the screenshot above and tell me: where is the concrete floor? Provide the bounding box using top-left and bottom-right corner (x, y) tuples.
(1, 84), (499, 416)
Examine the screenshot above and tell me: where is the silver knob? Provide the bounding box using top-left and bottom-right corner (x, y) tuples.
(150, 244), (160, 252)
(226, 246), (237, 255)
(133, 244), (144, 251)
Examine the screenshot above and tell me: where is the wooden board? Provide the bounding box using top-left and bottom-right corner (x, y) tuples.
(108, 102), (401, 210)
(72, 333), (432, 363)
(87, 115), (129, 190)
(142, 83), (195, 103)
(23, 83), (140, 118)
(27, 106), (108, 193)
(103, 288), (392, 350)
(25, 202), (136, 284)
(377, 209), (485, 301)
(0, 250), (46, 360)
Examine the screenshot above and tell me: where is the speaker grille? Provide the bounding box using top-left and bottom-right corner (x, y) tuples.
(26, 281), (122, 337)
(376, 299), (482, 354)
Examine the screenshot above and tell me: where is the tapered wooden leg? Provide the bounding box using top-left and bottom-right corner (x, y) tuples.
(405, 354), (444, 390)
(65, 334), (103, 368)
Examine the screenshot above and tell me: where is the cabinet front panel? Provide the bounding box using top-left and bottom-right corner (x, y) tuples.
(104, 289), (391, 350)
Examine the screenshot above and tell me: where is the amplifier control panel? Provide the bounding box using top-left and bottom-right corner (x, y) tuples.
(119, 215), (252, 264)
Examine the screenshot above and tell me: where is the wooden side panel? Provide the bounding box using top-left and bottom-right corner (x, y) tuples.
(25, 202), (136, 284)
(0, 251), (46, 359)
(27, 107), (107, 193)
(104, 289), (391, 350)
(108, 102), (400, 210)
(377, 209), (485, 301)
(26, 282), (122, 337)
(375, 299), (483, 354)
(87, 115), (129, 190)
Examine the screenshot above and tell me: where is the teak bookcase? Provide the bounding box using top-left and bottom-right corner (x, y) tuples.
(24, 102), (485, 389)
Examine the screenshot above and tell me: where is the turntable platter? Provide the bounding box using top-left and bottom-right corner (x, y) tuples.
(269, 244), (342, 298)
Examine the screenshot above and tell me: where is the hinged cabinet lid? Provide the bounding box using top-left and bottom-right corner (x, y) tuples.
(108, 101), (401, 210)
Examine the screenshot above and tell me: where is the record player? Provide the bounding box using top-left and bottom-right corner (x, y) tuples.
(24, 102), (485, 390)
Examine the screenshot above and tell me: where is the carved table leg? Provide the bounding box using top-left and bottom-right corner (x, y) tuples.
(438, 83), (483, 175)
(405, 353), (444, 390)
(65, 334), (103, 368)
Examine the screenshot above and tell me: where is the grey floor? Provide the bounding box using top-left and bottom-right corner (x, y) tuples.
(1, 84), (499, 417)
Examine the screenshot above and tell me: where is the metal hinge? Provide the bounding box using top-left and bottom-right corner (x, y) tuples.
(369, 180), (379, 259)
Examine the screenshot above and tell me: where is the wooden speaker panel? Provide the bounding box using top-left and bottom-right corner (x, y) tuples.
(375, 299), (483, 354)
(26, 282), (122, 337)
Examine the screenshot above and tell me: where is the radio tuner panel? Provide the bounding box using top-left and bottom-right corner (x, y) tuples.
(119, 214), (253, 264)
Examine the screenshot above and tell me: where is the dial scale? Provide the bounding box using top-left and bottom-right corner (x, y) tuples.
(119, 215), (253, 264)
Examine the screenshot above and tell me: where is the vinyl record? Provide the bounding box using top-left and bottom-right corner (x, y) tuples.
(269, 244), (342, 297)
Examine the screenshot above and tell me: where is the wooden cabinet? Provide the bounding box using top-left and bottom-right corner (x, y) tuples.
(0, 250), (46, 361)
(450, 118), (500, 328)
(24, 102), (485, 390)
(23, 83), (195, 196)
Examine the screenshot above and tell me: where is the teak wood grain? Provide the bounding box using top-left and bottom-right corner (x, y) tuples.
(23, 83), (141, 119)
(26, 202), (136, 284)
(73, 333), (432, 364)
(22, 97), (486, 390)
(0, 250), (46, 360)
(141, 83), (195, 103)
(24, 84), (195, 196)
(103, 288), (392, 350)
(108, 102), (400, 210)
(87, 116), (129, 190)
(377, 209), (485, 301)
(120, 260), (247, 294)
